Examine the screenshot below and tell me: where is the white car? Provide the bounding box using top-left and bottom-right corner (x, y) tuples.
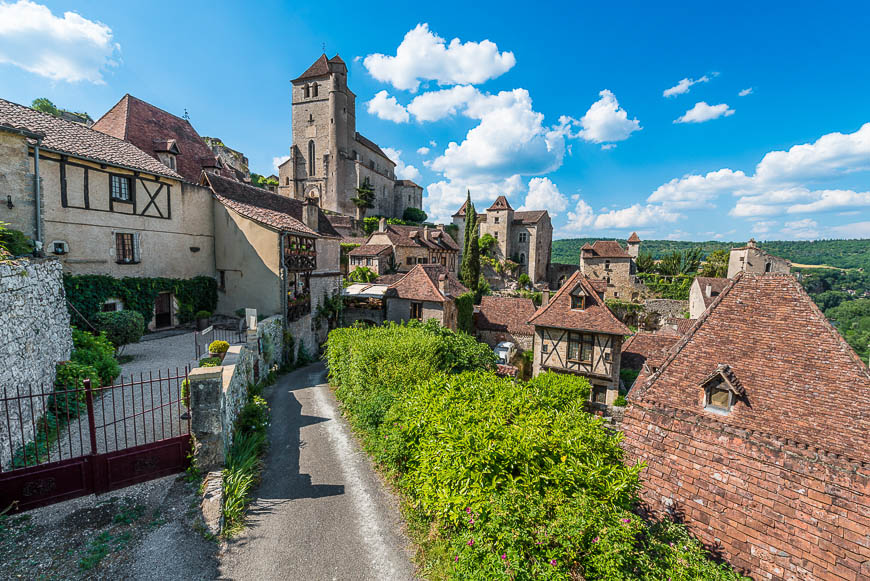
(494, 341), (516, 364)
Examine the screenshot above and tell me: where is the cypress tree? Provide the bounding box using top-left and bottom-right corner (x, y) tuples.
(460, 191), (481, 291)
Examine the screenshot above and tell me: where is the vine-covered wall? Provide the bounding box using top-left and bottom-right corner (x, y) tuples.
(64, 274), (218, 329)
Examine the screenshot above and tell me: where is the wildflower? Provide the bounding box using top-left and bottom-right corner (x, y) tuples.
(454, 556), (459, 562)
(592, 536), (599, 543)
(621, 518), (631, 524)
(467, 539), (474, 546)
(466, 507), (472, 514)
(550, 559), (557, 566)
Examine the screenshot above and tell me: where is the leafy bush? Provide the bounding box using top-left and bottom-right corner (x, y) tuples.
(0, 224), (34, 257)
(347, 266), (378, 284)
(198, 357), (222, 368)
(94, 310), (144, 352)
(70, 329), (120, 386)
(518, 273), (532, 289)
(195, 310), (212, 319)
(456, 292), (475, 334)
(208, 340), (230, 354)
(402, 207), (427, 223)
(326, 323), (747, 580)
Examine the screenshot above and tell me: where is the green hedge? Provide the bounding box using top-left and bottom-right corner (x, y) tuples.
(325, 323), (747, 580)
(64, 274), (217, 329)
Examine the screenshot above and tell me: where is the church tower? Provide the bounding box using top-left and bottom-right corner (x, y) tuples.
(281, 54), (356, 214)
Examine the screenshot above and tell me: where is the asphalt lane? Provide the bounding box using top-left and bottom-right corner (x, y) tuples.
(218, 363), (416, 580)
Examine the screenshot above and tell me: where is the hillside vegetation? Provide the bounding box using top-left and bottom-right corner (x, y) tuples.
(552, 238), (870, 270)
(326, 320), (748, 580)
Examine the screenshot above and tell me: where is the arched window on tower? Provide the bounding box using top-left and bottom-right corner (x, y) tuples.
(519, 253), (526, 264)
(312, 83), (319, 97)
(308, 140), (316, 176)
(304, 84), (310, 98)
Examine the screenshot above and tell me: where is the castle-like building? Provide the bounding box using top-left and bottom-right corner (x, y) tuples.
(277, 54), (423, 219)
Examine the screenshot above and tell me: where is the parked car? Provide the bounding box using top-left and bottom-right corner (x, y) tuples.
(494, 341), (516, 364)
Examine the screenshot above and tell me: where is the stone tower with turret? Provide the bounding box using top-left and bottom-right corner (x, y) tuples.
(277, 54), (423, 219)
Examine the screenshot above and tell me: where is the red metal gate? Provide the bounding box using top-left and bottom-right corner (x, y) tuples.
(0, 369), (190, 513)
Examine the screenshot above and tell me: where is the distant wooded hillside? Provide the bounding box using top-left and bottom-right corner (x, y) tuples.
(552, 238), (870, 270)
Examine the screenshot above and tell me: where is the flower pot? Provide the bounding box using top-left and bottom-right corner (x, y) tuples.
(196, 317), (210, 331)
(209, 351), (226, 362)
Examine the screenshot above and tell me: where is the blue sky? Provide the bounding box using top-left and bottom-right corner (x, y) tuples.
(1, 0), (869, 240)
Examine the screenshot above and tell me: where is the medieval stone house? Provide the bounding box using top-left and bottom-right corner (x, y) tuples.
(474, 296), (537, 351)
(621, 272), (870, 580)
(688, 276), (729, 319)
(384, 264), (468, 331)
(528, 271), (629, 405)
(727, 238), (791, 278)
(277, 54), (423, 219)
(579, 234), (641, 301)
(347, 244), (393, 275)
(0, 98), (214, 330)
(361, 218), (459, 275)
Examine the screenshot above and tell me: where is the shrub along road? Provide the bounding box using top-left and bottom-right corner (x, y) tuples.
(218, 363), (415, 580)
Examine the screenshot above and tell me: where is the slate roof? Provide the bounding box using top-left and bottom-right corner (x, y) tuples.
(396, 179), (421, 188)
(621, 331), (682, 370)
(0, 98), (183, 180)
(627, 232), (641, 243)
(488, 195), (513, 211)
(630, 273), (870, 463)
(355, 132), (393, 162)
(387, 264), (469, 303)
(581, 240), (632, 259)
(348, 244), (392, 257)
(202, 172), (340, 238)
(694, 276), (730, 309)
(475, 296), (536, 336)
(528, 271), (630, 336)
(93, 94), (224, 183)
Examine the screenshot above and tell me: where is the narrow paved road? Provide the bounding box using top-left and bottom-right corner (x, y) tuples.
(219, 363), (416, 581)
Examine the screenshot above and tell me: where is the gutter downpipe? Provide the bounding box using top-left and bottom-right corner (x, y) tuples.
(33, 138), (43, 249)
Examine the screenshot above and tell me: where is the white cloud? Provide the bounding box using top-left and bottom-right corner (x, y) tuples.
(366, 90), (409, 123)
(407, 85), (478, 121)
(518, 177), (568, 216)
(0, 0), (119, 83)
(739, 87), (753, 97)
(560, 198), (595, 235)
(428, 88), (565, 183)
(416, 146), (430, 156)
(570, 90), (641, 144)
(424, 175), (523, 224)
(593, 204), (682, 229)
(751, 220), (777, 236)
(648, 168), (751, 208)
(786, 189), (870, 214)
(674, 102), (735, 123)
(831, 221), (870, 237)
(272, 155), (290, 172)
(381, 147), (422, 182)
(781, 218), (819, 239)
(429, 140), (437, 147)
(663, 76), (710, 98)
(362, 23), (515, 92)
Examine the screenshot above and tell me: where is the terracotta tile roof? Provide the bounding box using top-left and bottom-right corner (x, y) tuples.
(376, 273), (405, 286)
(475, 296), (537, 336)
(630, 273), (870, 463)
(355, 132), (393, 162)
(375, 224), (459, 252)
(496, 364), (519, 378)
(452, 200), (470, 217)
(588, 279), (608, 295)
(627, 232), (641, 243)
(93, 94), (227, 183)
(348, 244), (392, 257)
(621, 331), (681, 370)
(388, 264), (469, 303)
(694, 276), (730, 308)
(292, 54), (335, 82)
(487, 195), (513, 211)
(513, 210), (548, 224)
(396, 179), (421, 188)
(528, 271), (630, 336)
(581, 240), (632, 259)
(667, 317), (697, 335)
(203, 172), (340, 237)
(0, 98), (183, 180)
(341, 236), (368, 246)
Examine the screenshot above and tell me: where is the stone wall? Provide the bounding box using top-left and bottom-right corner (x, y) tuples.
(547, 263), (579, 290)
(0, 257), (73, 468)
(644, 299), (688, 326)
(621, 401), (870, 580)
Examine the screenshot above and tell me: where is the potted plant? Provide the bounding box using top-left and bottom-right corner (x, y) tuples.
(208, 340), (230, 361)
(195, 310), (212, 331)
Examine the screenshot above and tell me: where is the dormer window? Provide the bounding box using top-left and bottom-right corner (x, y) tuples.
(701, 365), (744, 414)
(570, 285), (588, 310)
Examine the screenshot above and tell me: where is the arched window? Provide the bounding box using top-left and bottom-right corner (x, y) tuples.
(765, 262), (772, 273)
(312, 83), (318, 97)
(304, 84), (310, 98)
(308, 140), (316, 176)
(519, 253), (526, 264)
(285, 177), (290, 185)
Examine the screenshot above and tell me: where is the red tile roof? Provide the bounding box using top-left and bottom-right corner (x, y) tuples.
(487, 195), (513, 211)
(513, 210), (548, 224)
(348, 244), (392, 257)
(292, 54), (338, 82)
(372, 224), (459, 252)
(627, 232), (641, 243)
(581, 240), (632, 259)
(0, 98), (183, 180)
(621, 331), (681, 370)
(452, 200), (470, 217)
(667, 317), (697, 335)
(476, 296), (537, 336)
(694, 276), (730, 309)
(528, 271), (630, 336)
(631, 273), (870, 463)
(388, 264), (468, 303)
(93, 94), (225, 183)
(203, 172), (340, 237)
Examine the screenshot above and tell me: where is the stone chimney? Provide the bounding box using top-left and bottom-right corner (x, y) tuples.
(438, 273), (448, 296)
(542, 290), (550, 306)
(424, 226), (431, 240)
(705, 284), (712, 298)
(747, 238), (757, 248)
(378, 217), (387, 232)
(302, 197), (319, 232)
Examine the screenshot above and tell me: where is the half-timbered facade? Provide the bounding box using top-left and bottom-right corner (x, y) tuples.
(528, 271), (629, 405)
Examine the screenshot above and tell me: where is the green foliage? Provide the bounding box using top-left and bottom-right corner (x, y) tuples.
(347, 266), (378, 283)
(199, 357), (222, 367)
(620, 367), (641, 390)
(402, 207), (428, 223)
(64, 274), (217, 330)
(826, 298), (870, 362)
(460, 192), (481, 290)
(613, 394), (628, 407)
(656, 248), (703, 276)
(351, 179), (376, 217)
(250, 173), (279, 189)
(70, 329), (120, 386)
(31, 97), (60, 116)
(517, 273), (532, 290)
(456, 291), (475, 334)
(635, 251), (655, 274)
(340, 242), (360, 270)
(699, 249), (729, 278)
(195, 310), (212, 319)
(93, 310), (144, 352)
(208, 340), (229, 354)
(475, 274), (491, 303)
(326, 323), (744, 580)
(315, 292), (344, 331)
(223, 391), (270, 536)
(636, 273), (694, 300)
(478, 233), (497, 257)
(362, 215), (411, 235)
(0, 224), (33, 257)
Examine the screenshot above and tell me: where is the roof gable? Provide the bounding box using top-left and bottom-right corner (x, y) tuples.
(582, 240), (631, 259)
(528, 271), (630, 336)
(487, 195), (513, 211)
(631, 273), (870, 462)
(476, 296), (536, 336)
(387, 264), (468, 303)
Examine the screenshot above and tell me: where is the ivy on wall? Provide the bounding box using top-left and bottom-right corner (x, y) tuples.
(636, 273), (694, 300)
(64, 274), (218, 329)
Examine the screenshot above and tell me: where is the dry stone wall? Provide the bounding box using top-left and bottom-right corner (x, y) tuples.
(0, 257), (72, 467)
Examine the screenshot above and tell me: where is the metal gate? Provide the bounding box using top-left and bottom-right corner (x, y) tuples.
(0, 369), (190, 513)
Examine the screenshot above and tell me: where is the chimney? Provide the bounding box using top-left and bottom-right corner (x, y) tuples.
(424, 226), (431, 240)
(705, 284), (712, 298)
(541, 290), (550, 306)
(438, 273), (448, 296)
(437, 223), (446, 232)
(378, 217), (387, 232)
(302, 197), (319, 232)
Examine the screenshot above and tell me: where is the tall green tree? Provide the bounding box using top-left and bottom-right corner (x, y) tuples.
(351, 179), (376, 220)
(31, 98), (60, 116)
(460, 191), (481, 290)
(699, 249), (729, 278)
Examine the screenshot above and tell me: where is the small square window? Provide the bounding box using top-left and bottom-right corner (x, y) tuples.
(111, 175), (132, 202)
(115, 232), (138, 264)
(707, 387), (732, 411)
(410, 302), (423, 320)
(591, 384), (608, 404)
(494, 216), (500, 224)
